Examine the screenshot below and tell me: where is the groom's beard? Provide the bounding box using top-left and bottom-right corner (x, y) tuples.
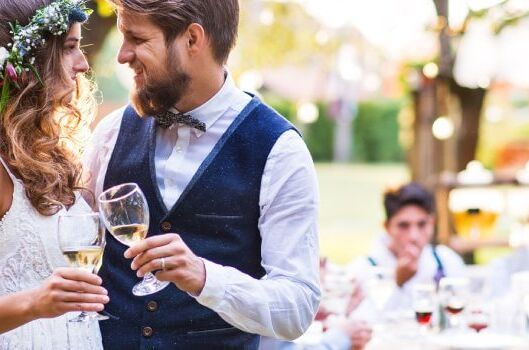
(130, 60), (191, 117)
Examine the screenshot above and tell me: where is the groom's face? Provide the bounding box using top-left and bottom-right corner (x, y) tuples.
(117, 12), (190, 116)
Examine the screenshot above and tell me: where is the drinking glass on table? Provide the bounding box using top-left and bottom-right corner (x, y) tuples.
(412, 283), (436, 334)
(57, 212), (108, 322)
(466, 302), (490, 333)
(98, 183), (170, 296)
(439, 277), (470, 330)
(366, 267), (395, 319)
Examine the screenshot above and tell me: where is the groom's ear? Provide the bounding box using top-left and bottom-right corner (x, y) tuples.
(185, 23), (207, 55)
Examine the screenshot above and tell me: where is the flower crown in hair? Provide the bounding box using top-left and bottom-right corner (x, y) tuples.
(0, 0), (92, 113)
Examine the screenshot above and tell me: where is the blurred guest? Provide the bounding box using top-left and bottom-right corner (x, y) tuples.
(484, 246), (529, 298)
(259, 318), (372, 350)
(259, 260), (372, 350)
(352, 182), (465, 313)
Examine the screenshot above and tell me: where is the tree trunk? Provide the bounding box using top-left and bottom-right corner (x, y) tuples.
(451, 82), (487, 171)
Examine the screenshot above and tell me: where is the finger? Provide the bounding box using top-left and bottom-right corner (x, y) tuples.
(406, 244), (421, 257)
(59, 279), (108, 295)
(155, 269), (178, 282)
(131, 244), (183, 270)
(60, 302), (106, 313)
(60, 292), (110, 304)
(124, 234), (179, 259)
(55, 268), (103, 285)
(137, 257), (180, 278)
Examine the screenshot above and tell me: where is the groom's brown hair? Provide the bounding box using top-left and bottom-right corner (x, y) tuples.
(109, 0), (239, 65)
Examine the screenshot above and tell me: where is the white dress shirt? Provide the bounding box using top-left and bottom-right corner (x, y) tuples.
(83, 72), (321, 340)
(351, 233), (465, 317)
(260, 329), (351, 350)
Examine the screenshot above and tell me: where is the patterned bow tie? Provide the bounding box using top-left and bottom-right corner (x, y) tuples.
(156, 110), (206, 132)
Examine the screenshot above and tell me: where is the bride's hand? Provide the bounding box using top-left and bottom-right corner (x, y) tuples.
(29, 268), (109, 319)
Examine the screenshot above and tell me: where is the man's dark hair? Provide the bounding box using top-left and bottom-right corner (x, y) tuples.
(110, 0), (239, 64)
(383, 182), (435, 221)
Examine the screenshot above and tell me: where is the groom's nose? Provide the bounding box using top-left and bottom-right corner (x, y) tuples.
(118, 42), (134, 65)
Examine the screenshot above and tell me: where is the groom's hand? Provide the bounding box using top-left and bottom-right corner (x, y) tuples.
(124, 234), (206, 296)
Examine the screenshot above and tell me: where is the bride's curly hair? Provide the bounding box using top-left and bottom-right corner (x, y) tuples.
(0, 0), (96, 216)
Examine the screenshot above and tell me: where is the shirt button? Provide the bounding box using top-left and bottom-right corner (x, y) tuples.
(146, 301), (158, 312)
(142, 326), (153, 338)
(161, 221), (172, 232)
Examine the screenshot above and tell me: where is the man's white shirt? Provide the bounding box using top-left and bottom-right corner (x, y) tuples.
(83, 72), (321, 339)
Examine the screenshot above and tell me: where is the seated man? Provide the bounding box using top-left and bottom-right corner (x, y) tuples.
(352, 182), (466, 313)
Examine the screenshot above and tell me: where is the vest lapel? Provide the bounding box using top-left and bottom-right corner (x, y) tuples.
(162, 97), (261, 220)
(147, 118), (170, 214)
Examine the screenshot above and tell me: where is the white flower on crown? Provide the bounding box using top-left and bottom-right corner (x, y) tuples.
(0, 47), (8, 67)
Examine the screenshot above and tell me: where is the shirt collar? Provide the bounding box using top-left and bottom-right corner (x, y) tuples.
(169, 70), (239, 138)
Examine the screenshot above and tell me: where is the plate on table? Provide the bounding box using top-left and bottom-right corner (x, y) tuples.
(430, 332), (528, 350)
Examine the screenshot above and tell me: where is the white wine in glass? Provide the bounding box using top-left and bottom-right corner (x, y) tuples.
(62, 246), (104, 273)
(98, 183), (170, 296)
(110, 223), (148, 246)
(57, 212), (108, 322)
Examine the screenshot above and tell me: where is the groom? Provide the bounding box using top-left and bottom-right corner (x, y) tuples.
(84, 0), (320, 349)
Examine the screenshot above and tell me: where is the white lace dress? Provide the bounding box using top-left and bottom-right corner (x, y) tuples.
(0, 158), (102, 350)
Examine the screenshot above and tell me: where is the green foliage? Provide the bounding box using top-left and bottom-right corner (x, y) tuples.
(353, 99), (404, 162)
(234, 2), (339, 76)
(303, 103), (335, 161)
(265, 95), (404, 163)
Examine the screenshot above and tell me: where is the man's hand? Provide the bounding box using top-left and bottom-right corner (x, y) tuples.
(395, 244), (421, 287)
(29, 268), (109, 319)
(335, 319), (372, 350)
(124, 234), (206, 296)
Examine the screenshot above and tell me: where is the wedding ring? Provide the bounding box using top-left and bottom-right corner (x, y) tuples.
(160, 257), (167, 271)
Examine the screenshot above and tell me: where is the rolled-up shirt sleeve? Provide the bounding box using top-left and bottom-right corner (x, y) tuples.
(194, 130), (321, 340)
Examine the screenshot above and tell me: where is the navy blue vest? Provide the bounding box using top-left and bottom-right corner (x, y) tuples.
(99, 97), (297, 350)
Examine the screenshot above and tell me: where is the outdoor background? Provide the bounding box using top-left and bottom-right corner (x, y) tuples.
(84, 0), (529, 264)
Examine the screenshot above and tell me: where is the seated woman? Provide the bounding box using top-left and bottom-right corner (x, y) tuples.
(0, 0), (107, 347)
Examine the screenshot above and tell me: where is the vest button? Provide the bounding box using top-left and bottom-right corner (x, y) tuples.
(142, 326), (153, 338)
(161, 221), (172, 232)
(146, 301), (158, 312)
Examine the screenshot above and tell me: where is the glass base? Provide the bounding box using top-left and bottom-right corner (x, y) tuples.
(132, 273), (170, 296)
(69, 311), (109, 322)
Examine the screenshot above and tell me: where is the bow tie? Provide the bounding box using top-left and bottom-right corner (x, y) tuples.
(156, 110), (206, 132)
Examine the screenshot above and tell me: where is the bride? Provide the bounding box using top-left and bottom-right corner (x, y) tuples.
(0, 0), (107, 348)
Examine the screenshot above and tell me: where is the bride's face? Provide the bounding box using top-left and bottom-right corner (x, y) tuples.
(61, 23), (89, 88)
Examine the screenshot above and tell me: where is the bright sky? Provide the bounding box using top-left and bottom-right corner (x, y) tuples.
(295, 0), (529, 86)
(300, 0), (462, 60)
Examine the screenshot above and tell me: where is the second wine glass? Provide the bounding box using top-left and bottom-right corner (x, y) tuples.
(98, 183), (170, 296)
(57, 212), (108, 322)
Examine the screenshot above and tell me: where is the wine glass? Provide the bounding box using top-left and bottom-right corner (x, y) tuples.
(366, 266), (395, 320)
(439, 277), (470, 331)
(466, 302), (490, 333)
(57, 212), (108, 322)
(98, 183), (170, 296)
(412, 283), (436, 334)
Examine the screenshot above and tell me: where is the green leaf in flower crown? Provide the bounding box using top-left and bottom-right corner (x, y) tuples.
(30, 65), (43, 86)
(0, 79), (11, 113)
